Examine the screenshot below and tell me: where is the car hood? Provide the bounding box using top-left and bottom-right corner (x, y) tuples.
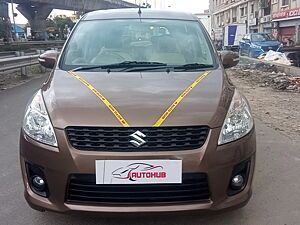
(42, 69), (233, 129)
(252, 41), (280, 47)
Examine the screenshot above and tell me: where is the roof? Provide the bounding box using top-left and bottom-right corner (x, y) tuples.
(83, 8), (198, 21)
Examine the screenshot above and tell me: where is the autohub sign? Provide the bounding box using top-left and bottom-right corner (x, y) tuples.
(272, 7), (300, 20)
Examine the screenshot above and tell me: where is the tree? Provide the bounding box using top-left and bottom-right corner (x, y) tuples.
(0, 19), (5, 39)
(46, 16), (75, 40)
(0, 18), (11, 41)
(52, 16), (75, 39)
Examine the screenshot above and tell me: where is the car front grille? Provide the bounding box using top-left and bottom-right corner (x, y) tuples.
(66, 173), (210, 204)
(262, 46), (279, 52)
(65, 126), (210, 151)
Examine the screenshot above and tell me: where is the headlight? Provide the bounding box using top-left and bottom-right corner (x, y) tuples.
(251, 44), (262, 49)
(218, 89), (254, 145)
(23, 90), (58, 147)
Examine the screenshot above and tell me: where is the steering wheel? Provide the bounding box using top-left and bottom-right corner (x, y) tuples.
(91, 50), (128, 64)
(105, 51), (127, 62)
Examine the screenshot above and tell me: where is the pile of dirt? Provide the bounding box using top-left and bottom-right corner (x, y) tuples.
(229, 63), (300, 92)
(227, 68), (300, 143)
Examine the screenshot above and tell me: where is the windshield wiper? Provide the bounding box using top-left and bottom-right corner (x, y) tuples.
(174, 63), (214, 71)
(100, 61), (167, 69)
(72, 61), (167, 72)
(72, 62), (212, 72)
(123, 66), (172, 72)
(72, 65), (103, 72)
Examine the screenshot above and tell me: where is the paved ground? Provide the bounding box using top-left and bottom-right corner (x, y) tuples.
(0, 75), (299, 225)
(227, 66), (300, 142)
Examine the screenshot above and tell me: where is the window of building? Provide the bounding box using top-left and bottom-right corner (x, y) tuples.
(251, 4), (254, 14)
(220, 13), (224, 25)
(225, 11), (230, 23)
(264, 5), (271, 15)
(216, 15), (220, 26)
(240, 7), (244, 17)
(282, 0), (289, 6)
(232, 7), (237, 22)
(240, 5), (247, 17)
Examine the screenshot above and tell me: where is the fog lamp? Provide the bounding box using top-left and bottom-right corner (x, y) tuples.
(32, 176), (46, 191)
(231, 175), (244, 190)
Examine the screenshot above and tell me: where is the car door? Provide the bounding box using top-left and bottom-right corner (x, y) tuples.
(240, 34), (248, 55)
(243, 34), (251, 55)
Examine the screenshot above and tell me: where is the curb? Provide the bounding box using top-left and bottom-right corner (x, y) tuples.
(239, 56), (300, 77)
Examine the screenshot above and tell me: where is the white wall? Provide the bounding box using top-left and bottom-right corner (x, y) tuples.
(196, 14), (212, 36)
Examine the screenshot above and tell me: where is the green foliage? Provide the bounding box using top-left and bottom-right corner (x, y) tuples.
(46, 18), (55, 28)
(46, 16), (75, 40)
(53, 16), (74, 30)
(0, 19), (6, 39)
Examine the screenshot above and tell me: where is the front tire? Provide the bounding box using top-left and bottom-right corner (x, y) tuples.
(239, 48), (243, 56)
(248, 49), (253, 58)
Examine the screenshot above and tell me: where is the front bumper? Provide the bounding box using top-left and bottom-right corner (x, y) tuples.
(20, 127), (256, 213)
(251, 46), (284, 58)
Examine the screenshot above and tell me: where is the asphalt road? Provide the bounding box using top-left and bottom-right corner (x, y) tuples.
(0, 75), (299, 225)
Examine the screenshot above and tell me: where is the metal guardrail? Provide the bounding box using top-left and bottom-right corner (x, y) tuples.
(0, 54), (41, 76)
(0, 40), (65, 46)
(0, 51), (35, 59)
(0, 51), (15, 58)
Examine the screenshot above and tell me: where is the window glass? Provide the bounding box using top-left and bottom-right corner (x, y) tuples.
(251, 33), (275, 42)
(61, 19), (215, 70)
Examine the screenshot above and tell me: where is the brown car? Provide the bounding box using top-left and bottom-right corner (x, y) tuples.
(20, 9), (256, 213)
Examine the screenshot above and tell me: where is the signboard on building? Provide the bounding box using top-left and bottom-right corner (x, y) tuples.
(248, 18), (257, 26)
(272, 7), (300, 21)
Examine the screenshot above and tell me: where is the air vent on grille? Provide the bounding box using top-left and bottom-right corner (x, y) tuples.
(262, 46), (279, 52)
(66, 173), (210, 204)
(65, 126), (209, 151)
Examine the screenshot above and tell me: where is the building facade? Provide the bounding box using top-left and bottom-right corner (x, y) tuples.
(271, 0), (300, 45)
(195, 12), (212, 36)
(210, 0), (300, 46)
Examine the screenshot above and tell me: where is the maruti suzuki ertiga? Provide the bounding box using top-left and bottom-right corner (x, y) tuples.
(20, 9), (256, 213)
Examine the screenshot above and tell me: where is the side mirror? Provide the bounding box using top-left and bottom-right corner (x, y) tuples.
(243, 38), (250, 43)
(220, 50), (239, 69)
(38, 50), (59, 69)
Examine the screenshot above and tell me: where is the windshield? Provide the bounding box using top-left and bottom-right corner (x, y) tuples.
(251, 33), (276, 42)
(60, 19), (215, 71)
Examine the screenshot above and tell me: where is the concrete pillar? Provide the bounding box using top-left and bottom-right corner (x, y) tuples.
(17, 3), (53, 40)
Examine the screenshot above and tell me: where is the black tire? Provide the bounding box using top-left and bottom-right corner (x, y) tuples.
(249, 50), (257, 58)
(248, 49), (252, 58)
(239, 48), (243, 56)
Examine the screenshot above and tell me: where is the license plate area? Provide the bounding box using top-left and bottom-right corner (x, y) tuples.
(95, 160), (182, 184)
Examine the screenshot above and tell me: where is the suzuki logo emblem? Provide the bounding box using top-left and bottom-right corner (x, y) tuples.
(129, 131), (147, 147)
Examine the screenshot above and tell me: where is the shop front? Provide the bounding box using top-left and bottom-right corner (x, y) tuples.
(272, 7), (300, 46)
